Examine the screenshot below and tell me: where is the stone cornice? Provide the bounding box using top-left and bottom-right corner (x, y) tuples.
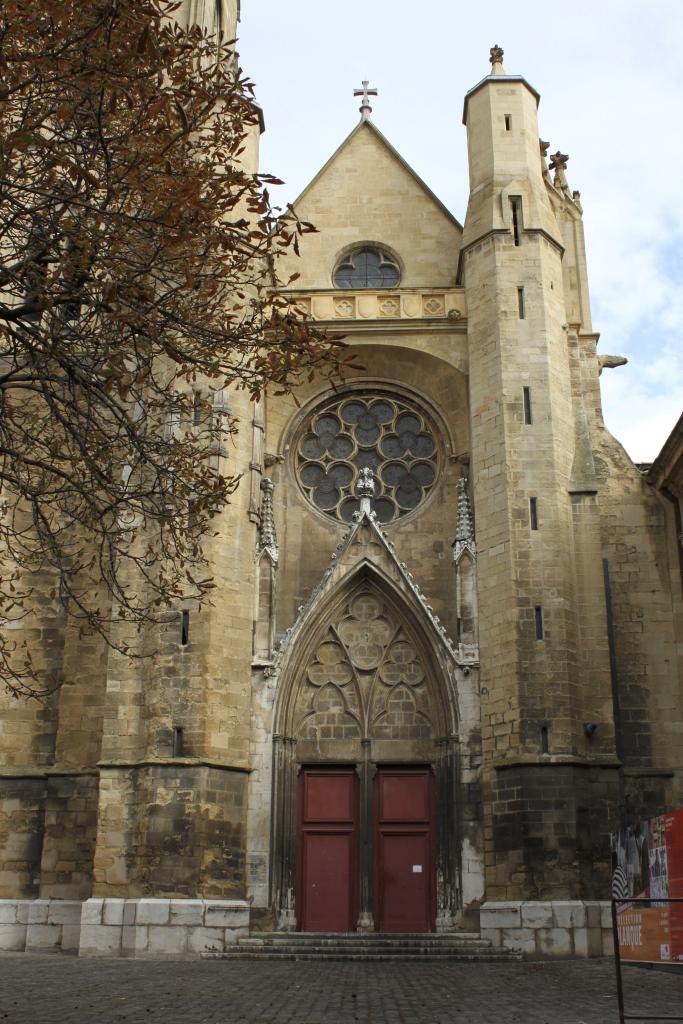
(492, 754), (622, 770)
(97, 758), (251, 774)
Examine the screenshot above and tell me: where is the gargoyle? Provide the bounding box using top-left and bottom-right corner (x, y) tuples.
(598, 355), (628, 375)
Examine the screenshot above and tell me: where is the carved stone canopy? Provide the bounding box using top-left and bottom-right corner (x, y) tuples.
(453, 477), (476, 564)
(257, 477), (278, 563)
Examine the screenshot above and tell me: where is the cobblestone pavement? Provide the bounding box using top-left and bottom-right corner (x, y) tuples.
(0, 954), (682, 1024)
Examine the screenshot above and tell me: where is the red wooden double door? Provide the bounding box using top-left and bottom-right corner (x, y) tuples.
(296, 766), (435, 933)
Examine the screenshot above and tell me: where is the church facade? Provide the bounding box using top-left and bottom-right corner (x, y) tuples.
(1, 3), (682, 959)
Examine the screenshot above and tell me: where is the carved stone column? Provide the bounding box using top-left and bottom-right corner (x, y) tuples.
(272, 735), (297, 930)
(356, 743), (375, 932)
(435, 737), (459, 931)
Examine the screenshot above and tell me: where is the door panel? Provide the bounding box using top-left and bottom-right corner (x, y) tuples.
(380, 832), (430, 932)
(302, 833), (354, 932)
(304, 773), (355, 822)
(379, 773), (430, 822)
(374, 768), (435, 932)
(297, 769), (358, 932)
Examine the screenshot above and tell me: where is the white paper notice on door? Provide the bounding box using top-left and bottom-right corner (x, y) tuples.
(412, 865), (422, 873)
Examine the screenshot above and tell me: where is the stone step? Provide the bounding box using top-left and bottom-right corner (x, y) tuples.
(212, 950), (521, 962)
(239, 931), (487, 944)
(237, 939), (496, 951)
(209, 930), (525, 962)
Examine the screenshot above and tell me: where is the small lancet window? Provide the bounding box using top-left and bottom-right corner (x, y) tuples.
(541, 725), (549, 753)
(535, 606), (544, 640)
(529, 497), (538, 531)
(510, 197), (523, 246)
(334, 246), (401, 289)
(505, 114), (512, 131)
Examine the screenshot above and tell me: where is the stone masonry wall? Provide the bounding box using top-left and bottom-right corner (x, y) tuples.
(92, 766), (247, 899)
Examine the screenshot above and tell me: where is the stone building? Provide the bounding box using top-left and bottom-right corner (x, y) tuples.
(1, 5), (682, 959)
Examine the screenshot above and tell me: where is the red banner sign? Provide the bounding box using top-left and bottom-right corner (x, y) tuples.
(612, 808), (683, 964)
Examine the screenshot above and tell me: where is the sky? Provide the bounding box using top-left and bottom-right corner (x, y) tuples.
(238, 1), (683, 462)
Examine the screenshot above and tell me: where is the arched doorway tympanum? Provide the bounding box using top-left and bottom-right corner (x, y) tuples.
(271, 574), (459, 933)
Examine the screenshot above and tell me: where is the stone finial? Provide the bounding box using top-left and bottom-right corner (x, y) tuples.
(540, 140), (552, 182)
(455, 477), (474, 540)
(453, 476), (476, 563)
(258, 478), (278, 563)
(549, 151), (570, 190)
(489, 44), (505, 75)
(356, 466), (375, 514)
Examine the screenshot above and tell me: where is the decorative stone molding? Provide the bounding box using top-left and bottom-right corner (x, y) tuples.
(283, 288), (466, 323)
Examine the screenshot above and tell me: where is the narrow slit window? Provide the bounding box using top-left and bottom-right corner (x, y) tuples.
(530, 497), (538, 531)
(541, 725), (549, 754)
(192, 393), (202, 426)
(523, 386), (532, 425)
(510, 197), (522, 246)
(172, 726), (184, 757)
(535, 606), (544, 640)
(517, 287), (525, 319)
(505, 114), (512, 131)
(181, 610), (190, 646)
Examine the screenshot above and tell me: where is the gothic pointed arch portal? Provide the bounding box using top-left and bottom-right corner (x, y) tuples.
(271, 553), (463, 934)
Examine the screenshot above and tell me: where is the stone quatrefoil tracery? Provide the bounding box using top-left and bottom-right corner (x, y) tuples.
(296, 591), (432, 743)
(296, 393), (439, 523)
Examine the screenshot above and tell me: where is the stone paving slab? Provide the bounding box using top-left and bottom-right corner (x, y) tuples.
(0, 953), (681, 1024)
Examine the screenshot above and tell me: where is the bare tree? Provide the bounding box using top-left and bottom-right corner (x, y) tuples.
(0, 0), (341, 697)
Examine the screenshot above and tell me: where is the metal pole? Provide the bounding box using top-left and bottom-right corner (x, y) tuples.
(612, 898), (626, 1024)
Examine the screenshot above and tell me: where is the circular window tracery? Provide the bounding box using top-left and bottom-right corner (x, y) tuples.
(295, 391), (440, 524)
(333, 246), (400, 289)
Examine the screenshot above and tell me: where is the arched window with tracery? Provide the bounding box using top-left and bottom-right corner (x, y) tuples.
(333, 246), (400, 289)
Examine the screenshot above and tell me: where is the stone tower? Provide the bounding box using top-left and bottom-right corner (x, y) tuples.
(462, 46), (618, 902)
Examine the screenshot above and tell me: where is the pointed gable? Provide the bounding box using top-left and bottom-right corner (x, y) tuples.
(267, 508), (476, 684)
(284, 121), (463, 291)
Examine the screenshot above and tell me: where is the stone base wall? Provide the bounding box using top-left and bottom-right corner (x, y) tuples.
(480, 900), (614, 957)
(79, 897), (251, 957)
(0, 898), (250, 956)
(2, 898), (615, 958)
(0, 898), (82, 952)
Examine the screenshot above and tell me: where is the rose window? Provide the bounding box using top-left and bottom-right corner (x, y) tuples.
(295, 392), (439, 523)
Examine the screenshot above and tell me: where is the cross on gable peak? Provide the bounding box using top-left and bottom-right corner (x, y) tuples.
(354, 79), (378, 121)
